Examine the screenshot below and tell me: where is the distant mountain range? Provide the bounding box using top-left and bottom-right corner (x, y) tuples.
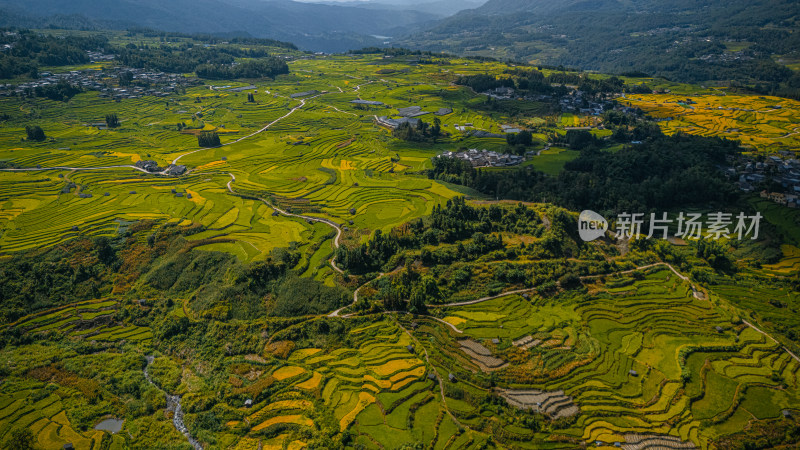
(397, 0), (800, 82)
(301, 0), (484, 17)
(1, 0), (797, 84)
(0, 0), (481, 52)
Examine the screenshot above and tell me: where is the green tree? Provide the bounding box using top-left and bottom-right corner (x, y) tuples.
(517, 130), (533, 146)
(409, 285), (427, 314)
(25, 125), (45, 141)
(419, 275), (441, 303)
(5, 427), (35, 450)
(94, 236), (117, 267)
(105, 113), (120, 128)
(198, 131), (221, 147)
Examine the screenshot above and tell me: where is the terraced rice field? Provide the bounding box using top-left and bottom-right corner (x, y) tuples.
(459, 339), (507, 371)
(415, 267), (800, 448)
(11, 298), (153, 344)
(1, 56), (513, 263)
(499, 389), (580, 419)
(221, 321), (489, 448)
(2, 48), (799, 449)
(623, 93), (800, 152)
(762, 244), (800, 276)
(0, 381), (106, 449)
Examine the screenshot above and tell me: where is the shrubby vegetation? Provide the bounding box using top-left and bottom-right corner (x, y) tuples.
(337, 197), (542, 274)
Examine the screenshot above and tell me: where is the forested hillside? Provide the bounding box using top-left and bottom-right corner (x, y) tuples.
(400, 0), (800, 93)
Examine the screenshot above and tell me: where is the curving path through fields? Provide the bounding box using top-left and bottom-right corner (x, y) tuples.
(742, 319), (800, 364)
(172, 93), (324, 166)
(328, 273), (383, 318)
(0, 164), (151, 174)
(0, 93), (325, 176)
(428, 262), (684, 309)
(223, 172), (344, 273)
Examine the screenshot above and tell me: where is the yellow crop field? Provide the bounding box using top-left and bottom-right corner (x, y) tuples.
(362, 374), (392, 390)
(248, 400), (312, 421)
(289, 348), (322, 360)
(272, 365), (306, 380)
(338, 392), (375, 431)
(372, 358), (419, 377)
(296, 372), (323, 390)
(623, 93), (800, 152)
(194, 160), (226, 171)
(763, 244), (800, 275)
(252, 414), (313, 432)
(442, 316), (466, 327)
(389, 366), (425, 384)
(108, 151), (142, 163)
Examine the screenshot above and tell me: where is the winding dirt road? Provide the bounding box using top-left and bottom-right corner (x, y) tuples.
(224, 172), (344, 273)
(172, 93), (323, 166)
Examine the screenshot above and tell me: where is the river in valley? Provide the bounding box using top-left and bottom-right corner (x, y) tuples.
(143, 355), (203, 450)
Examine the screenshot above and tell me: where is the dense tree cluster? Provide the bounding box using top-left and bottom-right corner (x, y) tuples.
(392, 117), (441, 142)
(348, 47), (455, 58)
(0, 30), (107, 78)
(24, 125), (45, 141)
(336, 197), (541, 274)
(33, 80), (82, 101)
(195, 58), (288, 80)
(105, 113), (119, 128)
(116, 43), (288, 79)
(197, 131), (221, 147)
(456, 70), (631, 97)
(115, 45), (233, 73)
(430, 133), (740, 214)
(125, 28), (297, 50)
(506, 130), (533, 147)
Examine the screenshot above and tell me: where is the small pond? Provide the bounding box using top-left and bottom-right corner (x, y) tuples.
(94, 418), (124, 434)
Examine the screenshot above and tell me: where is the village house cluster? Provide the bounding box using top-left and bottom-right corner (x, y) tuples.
(437, 148), (525, 168)
(134, 160), (187, 176)
(485, 85), (619, 116)
(729, 153), (800, 208)
(97, 68), (198, 100)
(0, 56), (198, 99)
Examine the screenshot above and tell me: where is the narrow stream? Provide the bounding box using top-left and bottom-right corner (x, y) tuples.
(143, 355), (203, 450)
